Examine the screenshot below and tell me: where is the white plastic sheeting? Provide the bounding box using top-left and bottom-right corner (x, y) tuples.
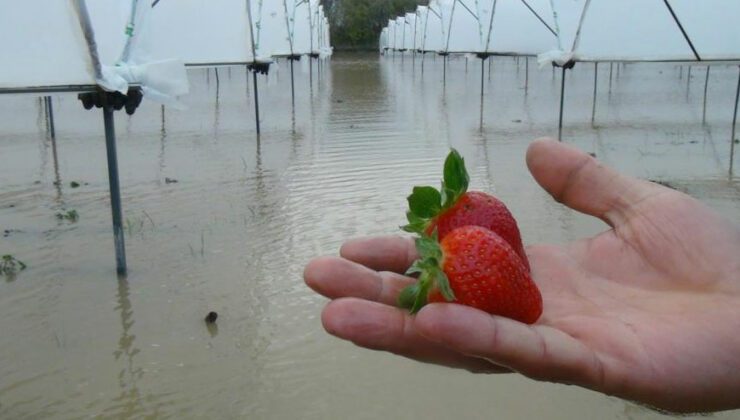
(403, 13), (417, 51)
(383, 0), (740, 62)
(1, 0), (188, 102)
(387, 19), (397, 50)
(439, 0), (480, 53)
(145, 0), (254, 65)
(87, 0), (189, 101)
(288, 0), (313, 55)
(423, 2), (446, 53)
(479, 0), (557, 55)
(250, 0), (291, 61)
(0, 1), (96, 89)
(382, 0), (555, 56)
(380, 27), (389, 51)
(543, 0), (740, 64)
(394, 17), (406, 51)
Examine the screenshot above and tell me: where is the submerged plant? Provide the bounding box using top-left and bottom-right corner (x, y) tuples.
(1, 255), (27, 276)
(55, 209), (79, 222)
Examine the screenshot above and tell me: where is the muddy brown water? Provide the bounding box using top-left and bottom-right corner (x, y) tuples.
(1, 53), (739, 419)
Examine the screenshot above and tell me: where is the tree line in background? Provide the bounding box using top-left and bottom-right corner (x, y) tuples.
(325, 0), (427, 50)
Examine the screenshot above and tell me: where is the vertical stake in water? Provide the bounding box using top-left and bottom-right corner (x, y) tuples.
(558, 67), (567, 142)
(46, 96), (56, 140)
(480, 57), (486, 130)
(443, 55), (447, 84)
(525, 56), (529, 95)
(702, 66), (710, 124)
(253, 71), (261, 135)
(730, 66), (740, 175)
(686, 66), (692, 99)
(591, 62), (598, 127)
(290, 59), (296, 108)
(609, 62), (613, 94)
(103, 106), (127, 276)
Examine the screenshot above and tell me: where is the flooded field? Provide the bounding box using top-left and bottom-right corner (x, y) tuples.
(1, 53), (739, 419)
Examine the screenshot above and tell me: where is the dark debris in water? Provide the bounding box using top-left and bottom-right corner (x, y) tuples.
(588, 152), (597, 158)
(165, 177), (179, 184)
(205, 311), (218, 324)
(3, 229), (23, 238)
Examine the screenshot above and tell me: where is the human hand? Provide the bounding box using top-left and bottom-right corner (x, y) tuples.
(304, 139), (740, 414)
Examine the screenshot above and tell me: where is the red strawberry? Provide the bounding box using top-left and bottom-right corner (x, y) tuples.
(402, 149), (530, 270)
(399, 226), (542, 324)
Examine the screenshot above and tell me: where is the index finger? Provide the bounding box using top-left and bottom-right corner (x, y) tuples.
(340, 235), (418, 274)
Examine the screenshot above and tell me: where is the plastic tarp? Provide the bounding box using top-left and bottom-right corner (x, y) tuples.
(414, 7), (426, 51)
(394, 17), (406, 50)
(387, 19), (397, 50)
(321, 15), (332, 56)
(144, 0), (254, 65)
(403, 13), (417, 51)
(1, 0), (188, 102)
(308, 0), (321, 54)
(438, 0), (480, 53)
(86, 0), (188, 101)
(250, 0), (291, 60)
(543, 0), (740, 63)
(0, 1), (96, 90)
(422, 2), (446, 53)
(478, 0), (558, 55)
(288, 0), (312, 55)
(380, 27), (389, 51)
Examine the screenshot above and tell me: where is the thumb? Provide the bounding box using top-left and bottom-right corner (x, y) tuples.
(526, 138), (658, 228)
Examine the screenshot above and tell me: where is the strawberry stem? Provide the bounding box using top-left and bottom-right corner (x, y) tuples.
(401, 149), (469, 234)
(398, 234), (456, 314)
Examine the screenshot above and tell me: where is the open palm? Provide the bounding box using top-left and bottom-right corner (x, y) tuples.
(304, 139), (740, 413)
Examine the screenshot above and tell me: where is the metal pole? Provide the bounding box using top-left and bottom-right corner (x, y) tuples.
(558, 67), (566, 142)
(609, 62), (613, 94)
(252, 71), (261, 134)
(290, 59), (295, 107)
(525, 56), (529, 95)
(730, 66), (740, 174)
(686, 66), (692, 99)
(591, 63), (598, 127)
(443, 55), (447, 84)
(215, 67), (220, 90)
(702, 66), (710, 124)
(103, 106), (127, 276)
(46, 96), (56, 140)
(481, 58), (485, 99)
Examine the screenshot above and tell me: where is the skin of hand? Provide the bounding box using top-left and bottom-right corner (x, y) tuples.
(304, 138), (740, 414)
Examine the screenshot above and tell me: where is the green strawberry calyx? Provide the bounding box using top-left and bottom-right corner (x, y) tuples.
(398, 233), (456, 314)
(401, 148), (470, 235)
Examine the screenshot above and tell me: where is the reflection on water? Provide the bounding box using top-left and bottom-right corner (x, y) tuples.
(0, 53), (739, 419)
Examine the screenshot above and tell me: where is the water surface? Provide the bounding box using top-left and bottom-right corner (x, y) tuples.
(1, 53), (739, 419)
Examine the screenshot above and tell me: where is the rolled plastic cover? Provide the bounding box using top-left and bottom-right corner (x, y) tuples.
(87, 0), (189, 103)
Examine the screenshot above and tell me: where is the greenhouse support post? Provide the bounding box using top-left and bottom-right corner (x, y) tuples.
(731, 66), (740, 175)
(103, 106), (127, 276)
